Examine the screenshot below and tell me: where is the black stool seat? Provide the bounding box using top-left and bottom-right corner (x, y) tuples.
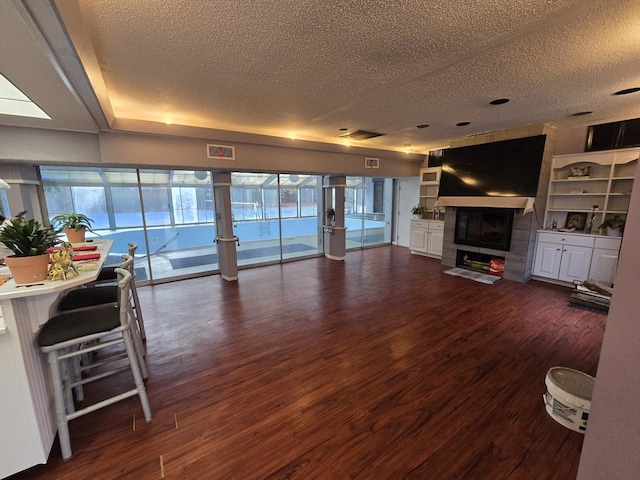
(95, 265), (118, 282)
(57, 286), (117, 312)
(38, 305), (118, 347)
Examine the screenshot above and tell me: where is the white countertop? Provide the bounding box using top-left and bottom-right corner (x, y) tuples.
(0, 240), (113, 301)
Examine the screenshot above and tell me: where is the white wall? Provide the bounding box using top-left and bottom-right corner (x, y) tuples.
(577, 157), (640, 480)
(395, 177), (419, 247)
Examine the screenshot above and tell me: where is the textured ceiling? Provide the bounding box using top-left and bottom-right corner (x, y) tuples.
(1, 0), (639, 153)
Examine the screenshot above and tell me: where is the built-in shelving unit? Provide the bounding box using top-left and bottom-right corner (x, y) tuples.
(545, 147), (638, 230)
(418, 167), (442, 217)
(412, 167), (444, 258)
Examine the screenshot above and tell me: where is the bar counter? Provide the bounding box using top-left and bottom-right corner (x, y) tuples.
(0, 240), (113, 478)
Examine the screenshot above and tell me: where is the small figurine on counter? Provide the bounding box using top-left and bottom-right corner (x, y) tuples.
(48, 242), (78, 281)
(551, 218), (558, 230)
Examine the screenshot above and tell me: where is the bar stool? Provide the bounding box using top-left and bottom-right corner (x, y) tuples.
(37, 268), (152, 460)
(57, 255), (147, 375)
(58, 250), (146, 341)
(89, 242), (139, 286)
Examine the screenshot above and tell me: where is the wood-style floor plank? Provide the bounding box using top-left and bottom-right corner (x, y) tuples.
(9, 246), (606, 479)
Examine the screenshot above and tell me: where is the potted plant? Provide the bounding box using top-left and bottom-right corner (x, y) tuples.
(0, 218), (60, 284)
(326, 207), (336, 225)
(51, 213), (95, 243)
(411, 204), (428, 218)
(599, 215), (625, 237)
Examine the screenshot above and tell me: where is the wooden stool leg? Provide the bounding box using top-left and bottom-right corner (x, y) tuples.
(47, 350), (73, 460)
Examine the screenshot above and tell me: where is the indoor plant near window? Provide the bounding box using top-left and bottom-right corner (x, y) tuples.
(599, 215), (625, 237)
(411, 204), (428, 219)
(0, 218), (60, 284)
(326, 207), (336, 225)
(51, 213), (95, 243)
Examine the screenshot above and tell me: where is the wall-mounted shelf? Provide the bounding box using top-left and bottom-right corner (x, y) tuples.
(544, 148), (638, 230)
(418, 167), (443, 217)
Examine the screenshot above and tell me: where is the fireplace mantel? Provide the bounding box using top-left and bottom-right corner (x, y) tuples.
(434, 196), (535, 214)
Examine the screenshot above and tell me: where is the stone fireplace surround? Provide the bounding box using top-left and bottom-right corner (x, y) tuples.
(441, 205), (537, 282)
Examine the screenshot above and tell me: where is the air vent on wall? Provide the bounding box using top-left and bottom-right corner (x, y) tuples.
(365, 157), (379, 168)
(339, 130), (385, 141)
(207, 144), (235, 160)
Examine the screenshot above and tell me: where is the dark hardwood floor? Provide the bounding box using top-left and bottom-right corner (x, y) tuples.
(11, 246), (606, 479)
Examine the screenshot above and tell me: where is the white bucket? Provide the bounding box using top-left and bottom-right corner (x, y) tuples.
(543, 366), (595, 434)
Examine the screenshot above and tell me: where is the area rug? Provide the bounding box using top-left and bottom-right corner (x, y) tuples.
(443, 267), (501, 284)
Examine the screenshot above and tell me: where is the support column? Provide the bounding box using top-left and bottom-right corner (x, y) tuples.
(323, 176), (346, 261)
(212, 171), (238, 281)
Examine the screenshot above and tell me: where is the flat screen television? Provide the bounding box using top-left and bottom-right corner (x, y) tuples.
(438, 134), (546, 197)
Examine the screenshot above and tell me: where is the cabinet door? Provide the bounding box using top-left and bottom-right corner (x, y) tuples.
(558, 245), (592, 282)
(533, 241), (562, 278)
(427, 230), (444, 257)
(589, 248), (619, 285)
(410, 228), (428, 252)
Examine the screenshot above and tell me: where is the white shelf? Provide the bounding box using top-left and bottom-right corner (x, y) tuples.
(549, 193), (606, 196)
(544, 148), (638, 230)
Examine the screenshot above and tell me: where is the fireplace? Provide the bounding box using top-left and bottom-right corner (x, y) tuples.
(454, 207), (514, 251)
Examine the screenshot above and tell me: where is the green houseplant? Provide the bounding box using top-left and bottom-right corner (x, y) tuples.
(51, 213), (95, 243)
(0, 218), (60, 284)
(411, 204), (428, 218)
(326, 207), (335, 224)
(599, 215), (625, 237)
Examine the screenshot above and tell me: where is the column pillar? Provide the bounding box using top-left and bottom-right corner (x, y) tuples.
(212, 171), (238, 281)
(323, 176), (346, 261)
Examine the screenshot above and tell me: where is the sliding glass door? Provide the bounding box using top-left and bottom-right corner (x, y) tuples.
(230, 173), (322, 267)
(41, 166), (217, 283)
(345, 176), (393, 249)
(138, 169), (217, 281)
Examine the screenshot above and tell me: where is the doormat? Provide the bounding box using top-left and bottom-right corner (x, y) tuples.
(443, 267), (501, 284)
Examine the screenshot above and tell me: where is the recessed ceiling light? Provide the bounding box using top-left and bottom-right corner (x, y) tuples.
(416, 124), (429, 129)
(456, 122), (471, 126)
(613, 87), (640, 96)
(0, 73), (51, 119)
(489, 98), (510, 105)
(572, 111), (592, 116)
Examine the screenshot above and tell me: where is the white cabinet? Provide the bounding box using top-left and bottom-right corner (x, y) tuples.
(557, 244), (593, 283)
(545, 148), (638, 231)
(427, 225), (444, 257)
(410, 223), (428, 253)
(533, 231), (622, 285)
(589, 237), (622, 285)
(410, 219), (444, 258)
(533, 241), (563, 279)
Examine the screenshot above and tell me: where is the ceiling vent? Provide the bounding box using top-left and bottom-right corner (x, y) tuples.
(339, 130), (385, 141)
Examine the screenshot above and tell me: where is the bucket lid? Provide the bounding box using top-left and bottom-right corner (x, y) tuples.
(546, 367), (595, 402)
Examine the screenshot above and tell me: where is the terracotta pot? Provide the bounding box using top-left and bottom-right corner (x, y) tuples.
(64, 227), (86, 243)
(4, 253), (50, 284)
